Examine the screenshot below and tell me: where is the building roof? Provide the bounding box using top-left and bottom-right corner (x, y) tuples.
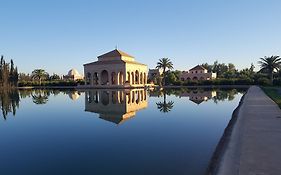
(97, 49), (134, 59)
(190, 99), (204, 105)
(68, 68), (81, 76)
(189, 65), (206, 71)
(83, 60), (147, 66)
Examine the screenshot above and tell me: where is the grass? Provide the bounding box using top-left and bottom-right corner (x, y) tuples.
(262, 86), (281, 108)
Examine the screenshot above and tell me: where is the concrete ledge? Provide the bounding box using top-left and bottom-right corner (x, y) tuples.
(206, 88), (247, 175)
(207, 86), (281, 175)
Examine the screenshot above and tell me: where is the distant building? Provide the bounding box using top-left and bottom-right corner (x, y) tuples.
(148, 68), (163, 81)
(68, 91), (81, 100)
(63, 69), (84, 81)
(179, 65), (216, 81)
(83, 49), (148, 88)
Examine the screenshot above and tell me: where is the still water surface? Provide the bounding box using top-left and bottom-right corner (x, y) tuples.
(0, 88), (245, 175)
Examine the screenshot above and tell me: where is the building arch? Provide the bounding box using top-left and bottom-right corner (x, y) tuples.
(132, 91), (135, 103)
(136, 91), (140, 104)
(135, 70), (139, 84)
(200, 77), (205, 80)
(101, 70), (109, 85)
(140, 73), (143, 85)
(131, 72), (135, 84)
(86, 72), (91, 85)
(127, 72), (130, 83)
(93, 72), (99, 85)
(111, 72), (117, 85)
(118, 91), (124, 104)
(127, 92), (131, 104)
(94, 91), (99, 103)
(101, 91), (109, 105)
(144, 73), (147, 84)
(112, 91), (117, 104)
(118, 71), (124, 85)
(192, 77), (198, 81)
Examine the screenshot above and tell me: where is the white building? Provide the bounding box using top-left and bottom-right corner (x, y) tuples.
(63, 68), (84, 81)
(180, 65), (216, 81)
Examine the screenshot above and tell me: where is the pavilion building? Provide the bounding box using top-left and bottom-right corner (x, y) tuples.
(84, 49), (148, 88)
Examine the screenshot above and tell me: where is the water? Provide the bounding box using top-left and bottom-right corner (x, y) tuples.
(0, 88), (246, 175)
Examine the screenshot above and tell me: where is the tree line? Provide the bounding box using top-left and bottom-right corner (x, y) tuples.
(153, 55), (281, 86)
(18, 69), (84, 87)
(0, 56), (19, 88)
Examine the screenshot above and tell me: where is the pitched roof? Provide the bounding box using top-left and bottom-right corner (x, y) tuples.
(190, 99), (204, 105)
(98, 49), (134, 59)
(83, 60), (147, 66)
(189, 65), (206, 71)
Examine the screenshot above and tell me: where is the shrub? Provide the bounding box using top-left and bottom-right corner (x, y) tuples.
(257, 77), (271, 86)
(183, 80), (198, 86)
(273, 79), (281, 86)
(18, 80), (80, 87)
(234, 78), (254, 85)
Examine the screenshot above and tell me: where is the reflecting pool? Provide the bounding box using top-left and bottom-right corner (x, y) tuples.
(0, 88), (246, 175)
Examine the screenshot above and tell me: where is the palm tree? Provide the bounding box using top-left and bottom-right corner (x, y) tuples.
(258, 55), (281, 84)
(31, 69), (48, 85)
(156, 58), (173, 86)
(156, 90), (174, 113)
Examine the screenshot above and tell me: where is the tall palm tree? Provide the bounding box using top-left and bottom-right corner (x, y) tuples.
(156, 90), (174, 113)
(156, 58), (173, 86)
(258, 55), (281, 84)
(31, 69), (48, 85)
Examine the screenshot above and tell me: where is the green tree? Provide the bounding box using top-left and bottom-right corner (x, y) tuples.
(201, 63), (213, 72)
(212, 61), (229, 77)
(49, 73), (61, 80)
(31, 69), (48, 85)
(258, 55), (281, 84)
(156, 58), (173, 86)
(239, 63), (255, 79)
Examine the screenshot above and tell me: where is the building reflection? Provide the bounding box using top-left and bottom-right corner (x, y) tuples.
(85, 89), (148, 124)
(68, 91), (81, 101)
(179, 90), (217, 104)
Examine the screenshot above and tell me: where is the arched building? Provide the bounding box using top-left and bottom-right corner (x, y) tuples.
(84, 49), (148, 88)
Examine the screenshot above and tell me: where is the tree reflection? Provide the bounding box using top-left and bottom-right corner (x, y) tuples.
(0, 89), (20, 120)
(212, 89), (238, 103)
(156, 89), (174, 113)
(31, 90), (50, 105)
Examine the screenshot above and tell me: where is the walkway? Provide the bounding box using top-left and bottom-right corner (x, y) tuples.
(217, 86), (281, 175)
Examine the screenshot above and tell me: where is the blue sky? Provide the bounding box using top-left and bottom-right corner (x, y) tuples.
(1, 0), (281, 75)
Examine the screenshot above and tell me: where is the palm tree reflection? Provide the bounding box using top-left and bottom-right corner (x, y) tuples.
(32, 90), (50, 105)
(156, 89), (174, 113)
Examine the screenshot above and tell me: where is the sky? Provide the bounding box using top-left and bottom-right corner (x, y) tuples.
(1, 0), (281, 75)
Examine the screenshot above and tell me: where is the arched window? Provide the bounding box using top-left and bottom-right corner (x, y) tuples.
(118, 71), (124, 85)
(101, 70), (109, 85)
